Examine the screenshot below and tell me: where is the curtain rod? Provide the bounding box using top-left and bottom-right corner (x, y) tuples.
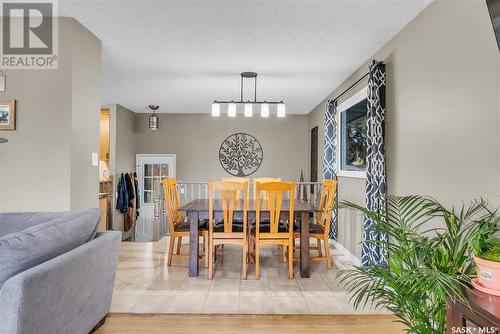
(328, 61), (384, 105)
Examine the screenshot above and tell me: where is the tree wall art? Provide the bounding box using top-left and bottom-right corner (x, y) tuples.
(219, 133), (263, 177)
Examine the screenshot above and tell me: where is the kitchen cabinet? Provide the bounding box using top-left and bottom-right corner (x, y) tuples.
(100, 109), (110, 161)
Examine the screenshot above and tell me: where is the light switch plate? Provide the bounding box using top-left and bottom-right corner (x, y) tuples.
(91, 152), (99, 167)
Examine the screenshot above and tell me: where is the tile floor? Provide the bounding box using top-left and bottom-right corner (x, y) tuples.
(111, 237), (386, 314)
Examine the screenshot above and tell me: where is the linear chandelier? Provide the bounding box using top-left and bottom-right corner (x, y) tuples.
(212, 72), (285, 118)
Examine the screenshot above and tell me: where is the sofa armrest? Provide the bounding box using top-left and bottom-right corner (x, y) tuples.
(0, 231), (121, 334)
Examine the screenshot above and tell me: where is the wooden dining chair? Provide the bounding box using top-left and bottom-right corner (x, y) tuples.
(293, 179), (337, 269)
(250, 181), (295, 280)
(208, 180), (249, 280)
(206, 178), (245, 257)
(253, 177), (285, 260)
(253, 177), (281, 201)
(163, 178), (209, 267)
(222, 177), (250, 201)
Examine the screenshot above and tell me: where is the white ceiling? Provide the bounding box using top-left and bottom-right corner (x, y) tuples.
(60, 0), (431, 114)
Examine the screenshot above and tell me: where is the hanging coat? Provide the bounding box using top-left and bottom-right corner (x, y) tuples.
(125, 173), (135, 206)
(116, 173), (129, 213)
(124, 174), (137, 232)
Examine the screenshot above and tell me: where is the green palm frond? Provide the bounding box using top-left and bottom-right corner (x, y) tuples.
(339, 195), (498, 334)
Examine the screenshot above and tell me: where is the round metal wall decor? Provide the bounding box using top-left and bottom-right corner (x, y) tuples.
(219, 133), (263, 177)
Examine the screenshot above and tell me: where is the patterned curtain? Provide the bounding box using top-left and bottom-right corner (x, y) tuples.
(322, 100), (338, 239)
(361, 60), (387, 267)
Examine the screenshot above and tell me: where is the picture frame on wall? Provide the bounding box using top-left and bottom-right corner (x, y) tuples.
(0, 100), (16, 130)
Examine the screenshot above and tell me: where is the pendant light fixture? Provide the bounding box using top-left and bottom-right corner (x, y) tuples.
(148, 105), (159, 130)
(277, 102), (286, 118)
(228, 103), (236, 117)
(211, 103), (220, 117)
(260, 103), (269, 117)
(212, 72), (285, 117)
(244, 103), (252, 117)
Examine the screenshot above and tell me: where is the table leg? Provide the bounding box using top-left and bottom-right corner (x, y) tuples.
(300, 212), (310, 278)
(188, 211), (199, 277)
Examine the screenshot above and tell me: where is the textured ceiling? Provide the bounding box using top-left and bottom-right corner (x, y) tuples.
(60, 0), (432, 114)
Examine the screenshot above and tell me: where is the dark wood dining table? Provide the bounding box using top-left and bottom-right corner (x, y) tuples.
(178, 199), (319, 278)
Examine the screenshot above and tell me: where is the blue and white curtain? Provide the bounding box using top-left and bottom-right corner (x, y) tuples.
(361, 60), (387, 267)
(322, 100), (338, 239)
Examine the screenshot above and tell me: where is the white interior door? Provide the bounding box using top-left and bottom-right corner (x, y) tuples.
(135, 154), (176, 242)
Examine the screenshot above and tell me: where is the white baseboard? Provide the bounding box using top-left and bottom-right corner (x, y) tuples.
(330, 239), (361, 267)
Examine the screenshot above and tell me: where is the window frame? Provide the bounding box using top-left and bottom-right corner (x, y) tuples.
(336, 87), (368, 179)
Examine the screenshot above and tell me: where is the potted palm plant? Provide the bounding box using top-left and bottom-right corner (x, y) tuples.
(472, 232), (500, 292)
(338, 196), (499, 334)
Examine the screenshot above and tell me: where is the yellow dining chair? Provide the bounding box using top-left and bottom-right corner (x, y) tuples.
(253, 177), (281, 200)
(163, 178), (209, 267)
(253, 177), (284, 260)
(293, 179), (337, 269)
(208, 180), (249, 279)
(250, 181), (295, 280)
(222, 177), (250, 201)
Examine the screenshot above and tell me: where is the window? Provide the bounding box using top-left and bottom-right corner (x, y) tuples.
(143, 163), (169, 204)
(337, 88), (368, 178)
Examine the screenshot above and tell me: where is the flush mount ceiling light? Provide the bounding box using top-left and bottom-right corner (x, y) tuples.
(212, 72), (285, 118)
(148, 104), (159, 130)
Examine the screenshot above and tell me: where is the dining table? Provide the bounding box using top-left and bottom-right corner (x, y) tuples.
(178, 199), (320, 278)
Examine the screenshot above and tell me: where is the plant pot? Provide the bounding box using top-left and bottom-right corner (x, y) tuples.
(474, 256), (500, 291)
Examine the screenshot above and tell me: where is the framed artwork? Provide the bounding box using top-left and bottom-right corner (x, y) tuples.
(0, 100), (16, 130)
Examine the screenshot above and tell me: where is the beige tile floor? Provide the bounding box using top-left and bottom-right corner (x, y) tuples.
(111, 237), (386, 314)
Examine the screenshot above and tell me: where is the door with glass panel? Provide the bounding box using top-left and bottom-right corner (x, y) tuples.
(136, 154), (176, 242)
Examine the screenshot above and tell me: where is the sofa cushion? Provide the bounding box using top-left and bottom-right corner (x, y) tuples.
(0, 210), (101, 238)
(0, 208), (101, 288)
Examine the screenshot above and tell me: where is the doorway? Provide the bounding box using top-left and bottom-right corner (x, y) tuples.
(135, 154), (176, 242)
(98, 108), (112, 232)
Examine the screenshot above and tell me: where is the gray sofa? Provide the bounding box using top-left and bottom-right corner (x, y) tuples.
(0, 209), (121, 334)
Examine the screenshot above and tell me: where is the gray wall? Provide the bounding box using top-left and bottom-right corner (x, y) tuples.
(135, 114), (309, 182)
(70, 21), (102, 209)
(0, 18), (101, 212)
(308, 0), (500, 258)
